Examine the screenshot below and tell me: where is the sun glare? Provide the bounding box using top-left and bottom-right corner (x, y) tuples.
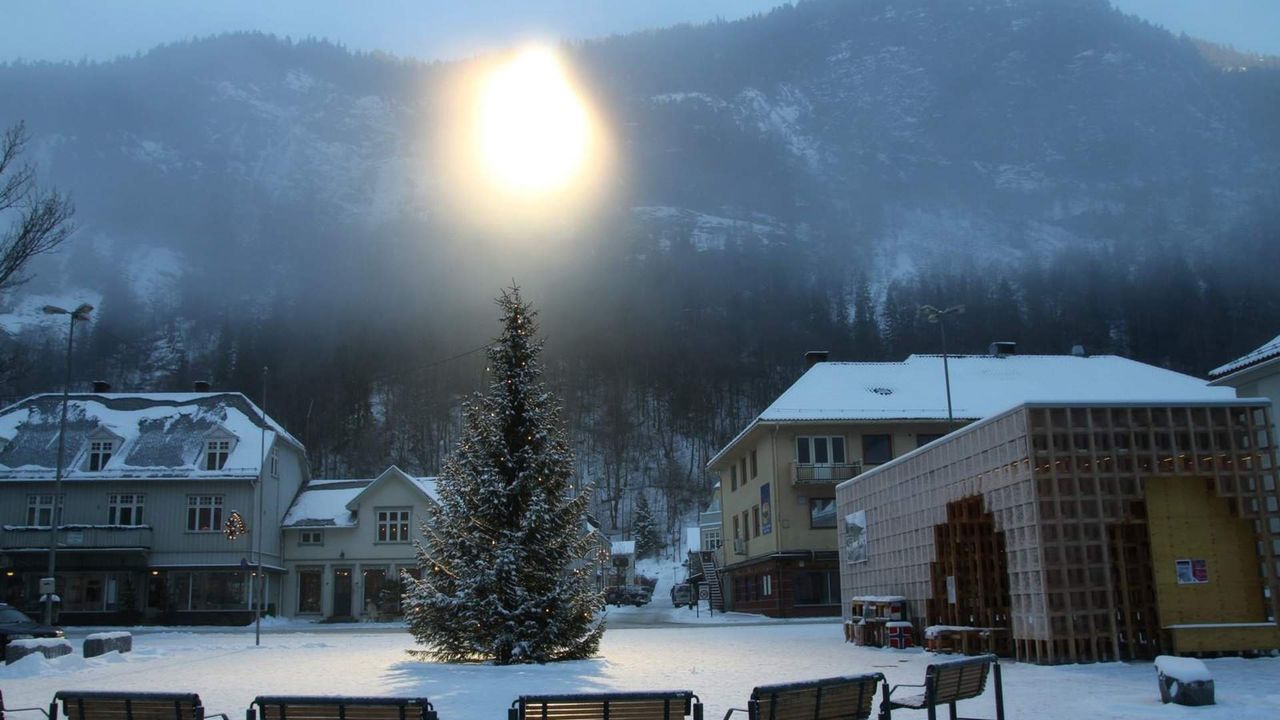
(475, 46), (593, 195)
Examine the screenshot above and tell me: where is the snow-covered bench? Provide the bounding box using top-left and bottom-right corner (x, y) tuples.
(82, 632), (132, 659)
(5, 638), (72, 665)
(509, 691), (702, 720)
(885, 654), (1004, 720)
(1154, 656), (1214, 706)
(51, 691), (228, 720)
(249, 696), (437, 720)
(722, 673), (886, 720)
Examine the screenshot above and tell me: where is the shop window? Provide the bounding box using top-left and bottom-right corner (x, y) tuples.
(297, 568), (322, 614)
(762, 573), (772, 597)
(794, 570), (840, 605)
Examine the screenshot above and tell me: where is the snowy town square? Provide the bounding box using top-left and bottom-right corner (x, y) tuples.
(4, 1), (1280, 719)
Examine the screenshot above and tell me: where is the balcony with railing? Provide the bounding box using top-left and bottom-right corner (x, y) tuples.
(791, 462), (862, 486)
(0, 525), (153, 551)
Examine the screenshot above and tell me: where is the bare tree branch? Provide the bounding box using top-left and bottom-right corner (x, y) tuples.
(0, 121), (75, 294)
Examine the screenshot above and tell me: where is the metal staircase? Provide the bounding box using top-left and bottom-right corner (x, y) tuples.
(696, 550), (725, 611)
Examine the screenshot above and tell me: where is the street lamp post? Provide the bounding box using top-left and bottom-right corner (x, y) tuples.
(40, 303), (93, 625)
(918, 304), (964, 427)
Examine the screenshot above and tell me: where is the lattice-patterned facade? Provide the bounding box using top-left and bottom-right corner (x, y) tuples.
(836, 401), (1280, 664)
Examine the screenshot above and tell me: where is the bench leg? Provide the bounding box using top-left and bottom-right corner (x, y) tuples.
(949, 701), (957, 720)
(994, 664), (1005, 720)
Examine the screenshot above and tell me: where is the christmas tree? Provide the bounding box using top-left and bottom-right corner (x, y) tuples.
(404, 287), (604, 664)
(632, 494), (661, 559)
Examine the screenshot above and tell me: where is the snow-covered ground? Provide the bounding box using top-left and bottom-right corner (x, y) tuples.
(3, 625), (1277, 720)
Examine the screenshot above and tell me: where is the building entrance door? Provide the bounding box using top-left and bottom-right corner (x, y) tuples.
(332, 568), (352, 617)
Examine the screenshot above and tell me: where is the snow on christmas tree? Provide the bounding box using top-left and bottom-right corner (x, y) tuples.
(633, 493), (661, 559)
(404, 287), (604, 664)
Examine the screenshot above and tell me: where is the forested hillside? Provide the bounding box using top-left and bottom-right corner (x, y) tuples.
(1, 0), (1278, 540)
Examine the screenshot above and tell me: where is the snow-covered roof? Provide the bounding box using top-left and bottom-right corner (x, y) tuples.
(611, 540), (635, 556)
(282, 467), (440, 529)
(282, 480), (368, 528)
(711, 353), (1232, 466)
(1210, 333), (1280, 379)
(0, 392), (302, 480)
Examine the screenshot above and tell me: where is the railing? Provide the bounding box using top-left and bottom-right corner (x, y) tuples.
(791, 462), (863, 485)
(0, 525), (153, 550)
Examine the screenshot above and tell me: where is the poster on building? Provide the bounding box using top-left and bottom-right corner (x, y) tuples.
(760, 483), (772, 535)
(844, 510), (867, 563)
(1176, 558), (1209, 584)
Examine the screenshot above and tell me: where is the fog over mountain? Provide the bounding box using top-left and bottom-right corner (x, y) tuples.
(1, 0), (1278, 534)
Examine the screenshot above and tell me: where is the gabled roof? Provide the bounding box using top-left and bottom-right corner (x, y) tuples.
(345, 465), (440, 510)
(282, 466), (439, 529)
(0, 392), (302, 480)
(710, 353), (1232, 467)
(1210, 333), (1280, 380)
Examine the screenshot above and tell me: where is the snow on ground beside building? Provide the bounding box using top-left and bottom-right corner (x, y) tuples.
(2, 625), (1278, 720)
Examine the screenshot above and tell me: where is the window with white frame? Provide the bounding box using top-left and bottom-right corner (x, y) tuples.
(376, 508), (411, 543)
(205, 439), (232, 470)
(186, 495), (224, 532)
(269, 448), (279, 478)
(299, 529), (323, 545)
(87, 440), (115, 471)
(26, 494), (60, 526)
(108, 494), (145, 525)
(796, 436), (847, 465)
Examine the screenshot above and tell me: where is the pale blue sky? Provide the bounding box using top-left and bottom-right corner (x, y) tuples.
(3, 1), (1277, 64)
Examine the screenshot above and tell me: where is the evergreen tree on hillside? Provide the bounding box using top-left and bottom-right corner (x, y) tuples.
(403, 287), (603, 664)
(632, 494), (661, 559)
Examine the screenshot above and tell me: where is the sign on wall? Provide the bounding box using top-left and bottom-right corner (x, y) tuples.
(760, 483), (772, 535)
(1175, 558), (1209, 584)
(844, 510), (868, 563)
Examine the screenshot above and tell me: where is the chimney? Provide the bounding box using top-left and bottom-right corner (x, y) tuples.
(193, 380), (212, 392)
(804, 350), (830, 369)
(1071, 344), (1087, 357)
(91, 380), (111, 393)
(988, 341), (1017, 357)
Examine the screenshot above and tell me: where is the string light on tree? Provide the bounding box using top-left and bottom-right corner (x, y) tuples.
(223, 510), (247, 541)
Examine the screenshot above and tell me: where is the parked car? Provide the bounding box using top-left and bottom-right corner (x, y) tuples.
(0, 603), (64, 652)
(670, 583), (693, 607)
(605, 585), (651, 607)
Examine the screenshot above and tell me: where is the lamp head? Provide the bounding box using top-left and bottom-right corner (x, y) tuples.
(41, 305), (68, 315)
(71, 304), (94, 321)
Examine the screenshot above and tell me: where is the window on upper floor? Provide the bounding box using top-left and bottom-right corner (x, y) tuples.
(730, 464), (737, 491)
(796, 436), (847, 465)
(186, 494), (224, 532)
(750, 449), (758, 478)
(732, 515), (741, 540)
(809, 497), (837, 529)
(299, 529), (323, 545)
(752, 505), (761, 537)
(205, 439), (232, 470)
(916, 433), (945, 449)
(739, 458), (748, 486)
(269, 448), (279, 478)
(108, 494), (145, 525)
(376, 508), (411, 543)
(87, 440), (115, 471)
(862, 434), (893, 465)
(26, 494), (61, 527)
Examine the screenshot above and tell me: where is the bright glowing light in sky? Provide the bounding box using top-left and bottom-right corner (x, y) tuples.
(475, 46), (592, 195)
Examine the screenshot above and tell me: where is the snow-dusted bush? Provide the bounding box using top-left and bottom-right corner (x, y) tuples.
(5, 637), (72, 664)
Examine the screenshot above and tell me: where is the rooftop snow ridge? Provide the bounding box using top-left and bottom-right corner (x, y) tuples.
(1210, 332), (1280, 378)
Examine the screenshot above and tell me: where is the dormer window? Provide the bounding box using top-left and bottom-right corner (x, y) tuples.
(87, 440), (115, 471)
(205, 439), (232, 470)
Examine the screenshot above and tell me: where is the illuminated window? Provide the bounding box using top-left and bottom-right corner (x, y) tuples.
(186, 495), (224, 532)
(376, 509), (411, 543)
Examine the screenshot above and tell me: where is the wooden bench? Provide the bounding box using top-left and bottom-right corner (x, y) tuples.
(51, 692), (228, 720)
(723, 673), (886, 720)
(248, 696), (436, 720)
(885, 655), (1003, 720)
(509, 691), (702, 720)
